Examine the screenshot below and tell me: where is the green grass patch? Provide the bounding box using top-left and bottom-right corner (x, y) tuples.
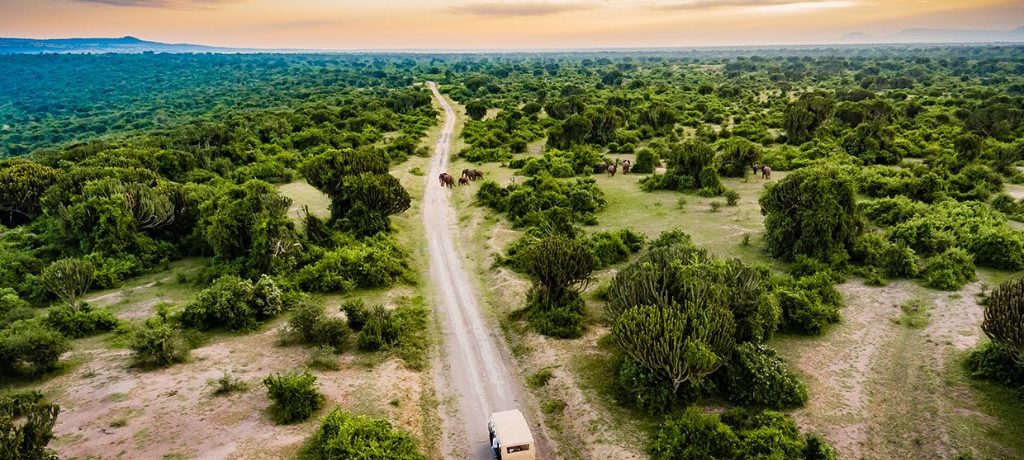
(891, 298), (931, 329)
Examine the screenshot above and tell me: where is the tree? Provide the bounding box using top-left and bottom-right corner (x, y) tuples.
(465, 100), (488, 121)
(0, 391), (60, 459)
(783, 93), (834, 144)
(521, 235), (594, 309)
(633, 148), (657, 174)
(201, 180), (296, 275)
(0, 161), (61, 226)
(718, 138), (762, 177)
(40, 258), (95, 309)
(981, 277), (1024, 364)
(613, 303), (736, 393)
(342, 173), (412, 235)
(759, 164), (861, 264)
(667, 140), (716, 189)
(520, 235), (594, 338)
(302, 149), (410, 236)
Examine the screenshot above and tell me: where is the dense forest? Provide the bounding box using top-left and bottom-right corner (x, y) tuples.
(2, 45), (1023, 458)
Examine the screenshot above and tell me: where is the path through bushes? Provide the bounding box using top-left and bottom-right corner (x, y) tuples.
(422, 82), (552, 459)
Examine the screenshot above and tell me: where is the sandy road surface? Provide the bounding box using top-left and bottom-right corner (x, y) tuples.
(423, 82), (550, 459)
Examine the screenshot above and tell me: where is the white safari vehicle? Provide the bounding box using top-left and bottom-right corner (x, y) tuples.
(488, 409), (535, 460)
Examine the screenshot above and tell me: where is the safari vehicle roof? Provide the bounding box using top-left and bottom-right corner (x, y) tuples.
(490, 409), (534, 447)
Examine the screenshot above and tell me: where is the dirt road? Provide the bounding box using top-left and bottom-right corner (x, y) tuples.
(423, 82), (550, 459)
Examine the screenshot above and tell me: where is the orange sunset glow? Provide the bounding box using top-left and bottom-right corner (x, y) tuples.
(1, 0), (1023, 49)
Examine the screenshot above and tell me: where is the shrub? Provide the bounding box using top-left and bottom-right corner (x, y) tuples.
(965, 342), (1024, 388)
(0, 391), (60, 459)
(180, 275), (287, 330)
(616, 357), (679, 415)
(614, 304), (736, 394)
(0, 320), (70, 378)
(725, 343), (808, 409)
(859, 196), (927, 226)
(39, 258), (95, 308)
(633, 148), (657, 174)
(586, 229), (644, 269)
(805, 434), (839, 460)
(527, 293), (585, 339)
(44, 304), (119, 338)
(263, 370), (323, 424)
(290, 302), (348, 350)
(130, 316), (190, 368)
(970, 228), (1024, 271)
(307, 345), (340, 371)
(648, 407), (739, 460)
(921, 248), (975, 291)
(724, 190), (740, 206)
(851, 232), (918, 278)
(295, 235), (409, 293)
(388, 299), (429, 370)
(300, 408), (425, 460)
(721, 408), (800, 455)
(357, 306), (399, 351)
(210, 372), (249, 395)
(774, 285), (841, 335)
(760, 164), (860, 263)
(980, 277), (1024, 366)
(526, 368), (555, 388)
(341, 299), (370, 331)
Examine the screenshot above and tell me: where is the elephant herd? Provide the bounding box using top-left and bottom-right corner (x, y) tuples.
(439, 168), (484, 188)
(595, 158), (630, 177)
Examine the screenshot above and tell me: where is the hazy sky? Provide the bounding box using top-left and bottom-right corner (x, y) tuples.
(1, 0), (1022, 49)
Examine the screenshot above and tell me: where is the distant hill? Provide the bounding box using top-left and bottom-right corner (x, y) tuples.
(0, 36), (250, 54)
(843, 26), (1024, 44)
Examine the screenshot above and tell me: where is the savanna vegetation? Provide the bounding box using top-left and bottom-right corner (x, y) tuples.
(2, 44), (1024, 459)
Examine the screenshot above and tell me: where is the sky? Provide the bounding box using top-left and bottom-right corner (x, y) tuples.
(0, 0), (1022, 49)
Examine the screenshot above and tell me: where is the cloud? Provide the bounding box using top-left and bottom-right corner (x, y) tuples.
(651, 0), (850, 11)
(452, 1), (593, 17)
(69, 0), (238, 7)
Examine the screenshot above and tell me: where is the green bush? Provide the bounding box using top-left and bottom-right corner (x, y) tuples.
(724, 190), (740, 206)
(341, 299), (369, 331)
(130, 316), (191, 368)
(725, 343), (808, 409)
(760, 164), (861, 264)
(0, 320), (70, 378)
(616, 357), (679, 415)
(586, 229), (644, 269)
(44, 304), (119, 338)
(851, 232), (918, 278)
(263, 370), (324, 424)
(0, 288), (35, 329)
(295, 234), (409, 293)
(357, 305), (399, 351)
(527, 290), (585, 339)
(633, 148), (657, 174)
(921, 248), (975, 291)
(289, 302), (348, 350)
(859, 196), (927, 226)
(965, 342), (1024, 388)
(180, 275), (286, 330)
(774, 283), (841, 335)
(980, 277), (1024, 372)
(970, 228), (1024, 271)
(648, 407), (739, 460)
(210, 372), (249, 395)
(0, 391), (60, 459)
(300, 408), (425, 460)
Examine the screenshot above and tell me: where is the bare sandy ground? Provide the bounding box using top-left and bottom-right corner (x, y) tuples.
(422, 82), (552, 459)
(780, 280), (1011, 459)
(44, 325), (427, 459)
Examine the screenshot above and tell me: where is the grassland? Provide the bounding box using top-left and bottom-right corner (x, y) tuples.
(447, 151), (1024, 460)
